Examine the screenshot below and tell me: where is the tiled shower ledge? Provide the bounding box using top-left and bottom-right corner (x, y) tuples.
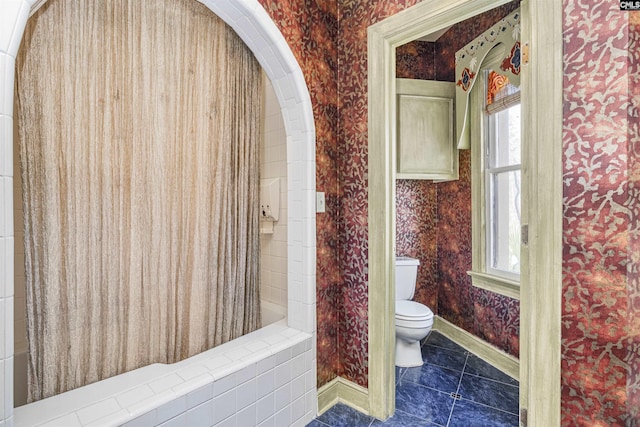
(14, 321), (312, 426)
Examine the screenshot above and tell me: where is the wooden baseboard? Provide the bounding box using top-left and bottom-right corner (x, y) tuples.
(433, 316), (519, 380)
(317, 377), (370, 416)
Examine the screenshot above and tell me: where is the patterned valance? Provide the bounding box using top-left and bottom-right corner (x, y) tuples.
(455, 9), (521, 149)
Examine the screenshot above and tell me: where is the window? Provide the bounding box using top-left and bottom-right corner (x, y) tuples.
(468, 54), (521, 299)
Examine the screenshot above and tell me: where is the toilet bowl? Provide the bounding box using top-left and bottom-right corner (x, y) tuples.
(395, 300), (434, 367)
(395, 256), (434, 367)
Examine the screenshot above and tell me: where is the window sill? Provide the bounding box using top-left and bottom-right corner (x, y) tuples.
(467, 270), (520, 300)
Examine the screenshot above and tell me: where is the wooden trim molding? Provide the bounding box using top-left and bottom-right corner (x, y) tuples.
(519, 0), (563, 424)
(434, 316), (519, 380)
(367, 0), (515, 420)
(317, 377), (370, 417)
(368, 0), (562, 424)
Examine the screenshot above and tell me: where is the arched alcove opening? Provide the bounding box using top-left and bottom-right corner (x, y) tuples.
(0, 0), (316, 423)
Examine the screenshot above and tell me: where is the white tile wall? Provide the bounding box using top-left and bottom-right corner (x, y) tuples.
(3, 0), (317, 425)
(13, 323), (315, 427)
(260, 76), (289, 310)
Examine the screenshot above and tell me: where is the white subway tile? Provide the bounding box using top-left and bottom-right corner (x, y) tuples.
(305, 369), (316, 394)
(274, 361), (291, 389)
(305, 350), (314, 373)
(213, 413), (235, 427)
(236, 378), (256, 410)
(256, 370), (276, 399)
(149, 374), (183, 394)
(256, 355), (275, 376)
(209, 0), (256, 25)
(0, 115), (11, 177)
(0, 2), (22, 55)
(156, 395), (186, 424)
(115, 385), (155, 409)
(0, 54), (15, 119)
(40, 412), (82, 427)
(224, 347), (251, 361)
(185, 399), (213, 427)
(273, 76), (296, 103)
(305, 390), (317, 419)
(3, 357), (12, 423)
(237, 364), (256, 386)
(212, 374), (236, 397)
(291, 354), (306, 379)
(120, 410), (156, 427)
(84, 409), (130, 427)
(257, 415), (275, 427)
(213, 390), (236, 424)
(255, 393), (274, 425)
(236, 403), (256, 427)
(7, 2), (29, 57)
(291, 375), (305, 403)
(275, 348), (291, 366)
(202, 355), (233, 372)
(3, 298), (13, 359)
(186, 384), (213, 410)
(176, 364), (209, 382)
(0, 240), (5, 301)
(0, 359), (4, 421)
(157, 412), (186, 427)
(0, 180), (6, 237)
(291, 395), (305, 424)
(125, 391), (175, 418)
(274, 405), (291, 427)
(75, 398), (121, 425)
(244, 340), (268, 354)
(274, 383), (290, 412)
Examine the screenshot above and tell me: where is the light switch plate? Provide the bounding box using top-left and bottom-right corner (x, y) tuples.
(316, 192), (326, 213)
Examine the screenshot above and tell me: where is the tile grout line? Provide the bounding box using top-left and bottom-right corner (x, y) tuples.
(445, 351), (469, 427)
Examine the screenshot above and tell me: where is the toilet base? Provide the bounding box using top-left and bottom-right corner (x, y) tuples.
(395, 338), (424, 367)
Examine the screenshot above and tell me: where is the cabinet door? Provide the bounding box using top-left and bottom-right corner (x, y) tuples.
(396, 79), (458, 180)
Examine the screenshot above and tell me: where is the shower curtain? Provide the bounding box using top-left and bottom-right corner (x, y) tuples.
(16, 0), (261, 402)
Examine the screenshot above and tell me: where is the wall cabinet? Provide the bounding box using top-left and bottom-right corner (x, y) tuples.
(396, 78), (458, 181)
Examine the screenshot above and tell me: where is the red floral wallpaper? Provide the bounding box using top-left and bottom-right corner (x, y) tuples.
(337, 0), (428, 388)
(395, 180), (438, 311)
(260, 0), (522, 389)
(562, 0), (636, 424)
(628, 13), (640, 422)
(259, 3), (640, 421)
(257, 0), (342, 387)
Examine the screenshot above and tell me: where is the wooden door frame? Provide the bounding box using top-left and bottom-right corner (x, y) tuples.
(367, 0), (563, 424)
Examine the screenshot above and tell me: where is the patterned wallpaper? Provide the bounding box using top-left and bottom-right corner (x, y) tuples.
(260, 0), (522, 389)
(259, 3), (640, 422)
(257, 1), (342, 387)
(396, 3), (521, 359)
(337, 0), (428, 388)
(628, 12), (640, 422)
(562, 1), (637, 424)
(395, 180), (438, 311)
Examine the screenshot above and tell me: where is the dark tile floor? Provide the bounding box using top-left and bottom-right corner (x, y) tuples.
(307, 331), (519, 427)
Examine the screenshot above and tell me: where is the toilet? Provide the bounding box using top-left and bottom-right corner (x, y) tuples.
(395, 256), (434, 367)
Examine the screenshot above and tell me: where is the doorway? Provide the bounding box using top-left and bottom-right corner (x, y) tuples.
(367, 0), (563, 425)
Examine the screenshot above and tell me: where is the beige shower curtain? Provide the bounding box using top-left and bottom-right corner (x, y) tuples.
(16, 0), (262, 402)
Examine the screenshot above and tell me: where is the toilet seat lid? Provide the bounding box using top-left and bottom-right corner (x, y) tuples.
(395, 301), (433, 320)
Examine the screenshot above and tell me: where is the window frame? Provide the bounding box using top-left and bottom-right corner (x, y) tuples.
(468, 48), (521, 300)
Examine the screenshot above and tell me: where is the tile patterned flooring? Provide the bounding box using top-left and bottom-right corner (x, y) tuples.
(307, 332), (519, 427)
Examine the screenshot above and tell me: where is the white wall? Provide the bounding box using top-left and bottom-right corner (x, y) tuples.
(260, 76), (288, 310)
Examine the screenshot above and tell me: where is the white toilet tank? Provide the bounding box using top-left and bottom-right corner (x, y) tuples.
(395, 256), (420, 300)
